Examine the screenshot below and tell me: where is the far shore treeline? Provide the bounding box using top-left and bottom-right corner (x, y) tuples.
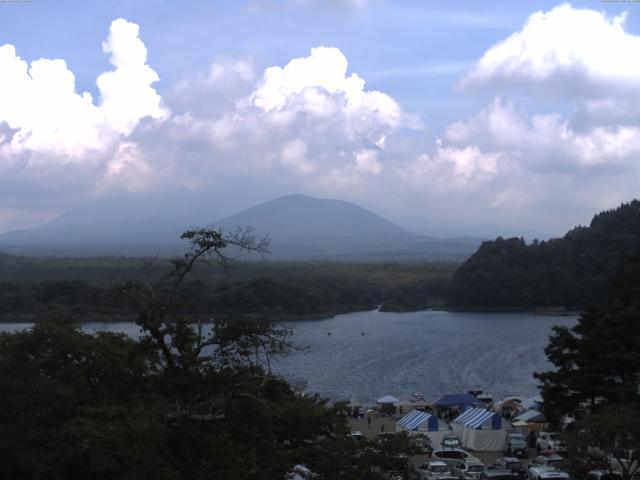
(0, 257), (454, 322)
(1, 199), (640, 322)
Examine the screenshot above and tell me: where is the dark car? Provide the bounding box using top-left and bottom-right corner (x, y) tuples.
(480, 468), (517, 480)
(492, 458), (526, 478)
(504, 433), (528, 458)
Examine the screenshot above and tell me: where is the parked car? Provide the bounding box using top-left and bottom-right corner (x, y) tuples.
(347, 431), (364, 441)
(536, 432), (567, 453)
(492, 457), (526, 478)
(442, 434), (463, 449)
(417, 461), (453, 480)
(529, 455), (564, 470)
(431, 449), (481, 469)
(451, 461), (486, 480)
(504, 433), (529, 458)
(480, 468), (517, 480)
(527, 466), (569, 480)
(585, 470), (623, 480)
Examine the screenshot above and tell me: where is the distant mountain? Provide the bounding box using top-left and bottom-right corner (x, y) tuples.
(0, 217), (185, 255)
(0, 192), (225, 256)
(215, 193), (414, 250)
(448, 199), (640, 309)
(0, 193), (480, 260)
(214, 194), (479, 260)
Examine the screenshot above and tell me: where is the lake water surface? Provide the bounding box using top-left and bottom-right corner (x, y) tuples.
(1, 309), (576, 404)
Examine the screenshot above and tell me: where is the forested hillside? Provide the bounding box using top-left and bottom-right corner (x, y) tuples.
(0, 256), (455, 321)
(448, 200), (640, 308)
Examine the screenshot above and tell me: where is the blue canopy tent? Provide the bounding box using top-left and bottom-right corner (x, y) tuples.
(432, 394), (478, 422)
(396, 409), (451, 444)
(452, 408), (507, 451)
(432, 394), (477, 409)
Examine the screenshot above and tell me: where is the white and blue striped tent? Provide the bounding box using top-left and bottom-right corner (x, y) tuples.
(396, 410), (450, 444)
(454, 408), (503, 430)
(452, 408), (507, 451)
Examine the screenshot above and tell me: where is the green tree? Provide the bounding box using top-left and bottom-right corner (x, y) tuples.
(564, 405), (640, 480)
(534, 249), (640, 427)
(534, 303), (640, 426)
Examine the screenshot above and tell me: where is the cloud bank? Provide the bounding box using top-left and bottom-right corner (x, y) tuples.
(1, 5), (640, 236)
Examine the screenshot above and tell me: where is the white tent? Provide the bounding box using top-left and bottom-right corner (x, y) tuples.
(513, 409), (545, 423)
(396, 409), (451, 444)
(452, 408), (507, 451)
(377, 395), (399, 404)
(377, 395), (400, 414)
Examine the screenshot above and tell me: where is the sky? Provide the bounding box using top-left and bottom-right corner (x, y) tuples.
(1, 0), (640, 237)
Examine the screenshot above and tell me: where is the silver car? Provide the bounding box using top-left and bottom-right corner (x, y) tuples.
(417, 461), (452, 480)
(452, 461), (486, 480)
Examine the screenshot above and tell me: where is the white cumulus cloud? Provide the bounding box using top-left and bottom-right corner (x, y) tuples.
(97, 18), (168, 135)
(459, 4), (640, 95)
(0, 18), (166, 161)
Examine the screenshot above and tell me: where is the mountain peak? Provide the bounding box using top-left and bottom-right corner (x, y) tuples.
(217, 193), (414, 242)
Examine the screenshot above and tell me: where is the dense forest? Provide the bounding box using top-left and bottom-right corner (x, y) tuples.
(448, 200), (640, 309)
(0, 254), (455, 322)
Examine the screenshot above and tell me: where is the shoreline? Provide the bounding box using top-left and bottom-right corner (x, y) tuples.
(0, 304), (581, 325)
(0, 305), (580, 324)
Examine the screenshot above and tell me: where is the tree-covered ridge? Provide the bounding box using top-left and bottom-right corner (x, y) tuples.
(0, 257), (455, 321)
(448, 199), (640, 308)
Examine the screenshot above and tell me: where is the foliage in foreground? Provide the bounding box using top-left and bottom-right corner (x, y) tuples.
(0, 228), (418, 479)
(564, 406), (640, 480)
(535, 249), (640, 480)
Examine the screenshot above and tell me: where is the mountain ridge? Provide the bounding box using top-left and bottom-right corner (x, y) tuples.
(0, 193), (480, 260)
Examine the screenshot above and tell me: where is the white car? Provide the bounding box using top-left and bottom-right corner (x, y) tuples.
(536, 432), (567, 453)
(527, 466), (569, 480)
(451, 461), (486, 480)
(432, 448), (481, 469)
(417, 461), (453, 480)
(529, 455), (564, 470)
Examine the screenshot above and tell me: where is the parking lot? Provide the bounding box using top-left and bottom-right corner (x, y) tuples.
(349, 416), (540, 478)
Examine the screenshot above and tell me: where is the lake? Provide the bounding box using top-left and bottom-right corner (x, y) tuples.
(0, 309), (576, 404)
